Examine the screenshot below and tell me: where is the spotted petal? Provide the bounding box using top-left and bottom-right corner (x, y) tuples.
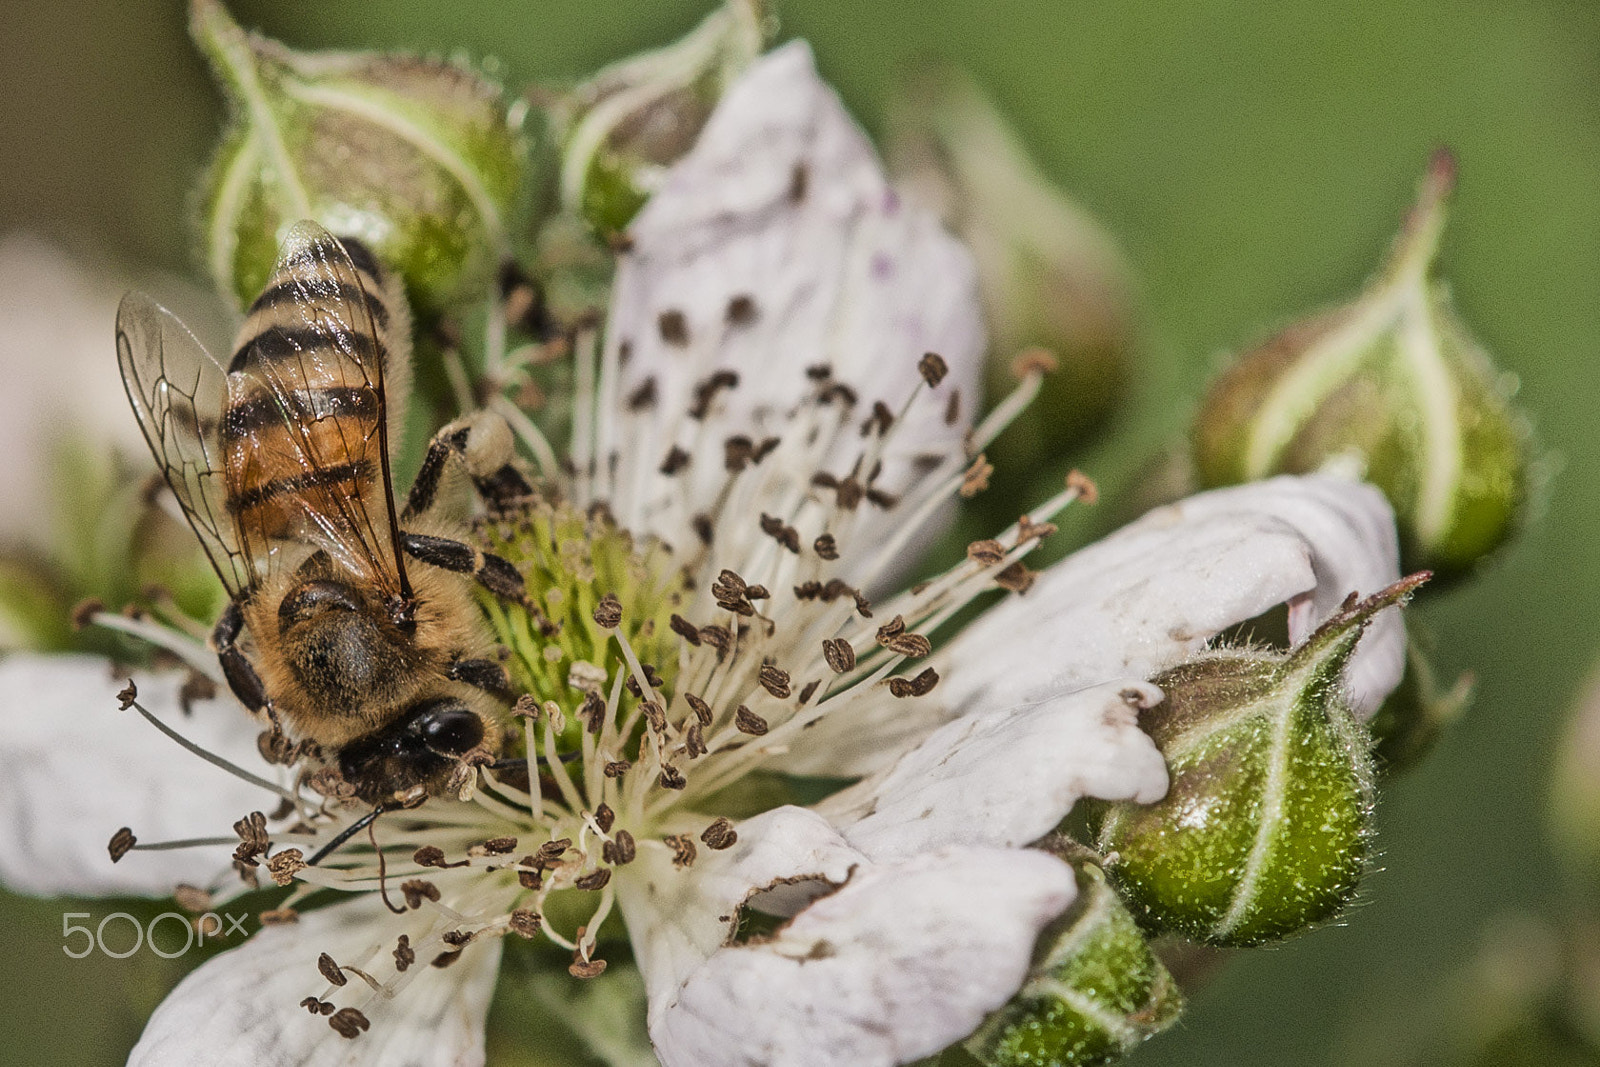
(129, 895), (501, 1066)
(591, 42), (983, 581)
(614, 807), (1074, 1067)
(937, 474), (1404, 719)
(0, 653), (279, 896)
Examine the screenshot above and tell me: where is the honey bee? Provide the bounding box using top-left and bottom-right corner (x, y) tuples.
(117, 222), (531, 804)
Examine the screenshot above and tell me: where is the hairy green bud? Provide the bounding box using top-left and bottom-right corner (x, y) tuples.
(551, 0), (766, 238)
(192, 0), (528, 317)
(1097, 576), (1425, 946)
(965, 840), (1182, 1067)
(1192, 151), (1531, 578)
(886, 64), (1136, 455)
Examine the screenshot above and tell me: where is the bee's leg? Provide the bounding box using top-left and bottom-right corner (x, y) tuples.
(447, 655), (512, 698)
(400, 531), (526, 604)
(404, 412), (533, 522)
(213, 599), (269, 714)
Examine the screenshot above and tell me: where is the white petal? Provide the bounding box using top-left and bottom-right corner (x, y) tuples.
(0, 653), (279, 896)
(619, 806), (867, 1018)
(639, 844), (1075, 1067)
(129, 895), (500, 1067)
(818, 679), (1167, 863)
(594, 43), (983, 577)
(937, 474), (1404, 720)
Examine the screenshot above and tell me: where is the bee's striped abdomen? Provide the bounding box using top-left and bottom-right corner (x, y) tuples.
(222, 236), (400, 550)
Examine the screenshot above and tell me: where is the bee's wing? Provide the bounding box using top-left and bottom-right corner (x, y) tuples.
(227, 222), (411, 599)
(116, 293), (254, 598)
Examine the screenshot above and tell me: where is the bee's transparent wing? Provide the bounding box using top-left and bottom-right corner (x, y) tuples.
(227, 221), (410, 599)
(116, 293), (253, 598)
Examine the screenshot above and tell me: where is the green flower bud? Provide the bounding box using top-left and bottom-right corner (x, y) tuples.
(965, 839), (1183, 1067)
(1096, 576), (1425, 947)
(192, 0), (528, 317)
(885, 64), (1137, 454)
(1192, 151), (1531, 578)
(551, 0), (766, 238)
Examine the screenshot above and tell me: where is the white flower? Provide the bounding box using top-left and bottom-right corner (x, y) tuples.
(0, 43), (1407, 1067)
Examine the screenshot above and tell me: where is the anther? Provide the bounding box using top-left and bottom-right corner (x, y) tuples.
(233, 811), (269, 867)
(659, 765), (688, 790)
(605, 760), (632, 778)
(666, 834), (698, 868)
(592, 593), (623, 629)
(758, 665), (792, 699)
(684, 722), (707, 758)
(888, 667), (940, 698)
(995, 562), (1037, 593)
(413, 846), (468, 870)
(393, 934), (416, 973)
(108, 827), (136, 863)
(760, 514), (801, 554)
(945, 389), (962, 426)
(469, 837), (519, 857)
(508, 853), (539, 889)
(799, 680), (820, 704)
(657, 309), (689, 346)
(594, 804), (616, 833)
(267, 848), (305, 886)
(327, 1007), (370, 1039)
(960, 455), (994, 498)
(442, 930), (475, 948)
(823, 638), (856, 673)
(116, 680), (137, 710)
(570, 955), (607, 979)
(725, 436), (756, 472)
(1067, 469), (1099, 505)
(576, 868), (612, 891)
(670, 614), (702, 646)
(701, 818), (738, 851)
(607, 830), (637, 865)
(400, 883), (444, 915)
(726, 294), (758, 325)
(660, 446), (691, 475)
(685, 693), (714, 726)
(317, 952), (347, 987)
(531, 839), (568, 869)
(967, 539), (1007, 565)
(813, 533), (839, 560)
(918, 352), (949, 387)
(689, 370), (739, 419)
(301, 997), (334, 1016)
(699, 624), (731, 650)
(510, 909), (542, 938)
(735, 706), (769, 736)
(627, 377), (658, 411)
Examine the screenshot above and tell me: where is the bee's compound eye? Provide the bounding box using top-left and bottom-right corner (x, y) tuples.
(420, 705), (483, 755)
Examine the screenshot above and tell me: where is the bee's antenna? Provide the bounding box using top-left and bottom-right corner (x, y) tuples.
(307, 805), (388, 867)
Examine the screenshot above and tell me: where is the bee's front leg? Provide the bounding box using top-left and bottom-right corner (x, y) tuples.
(399, 531), (526, 604)
(404, 411), (533, 522)
(213, 598), (270, 715)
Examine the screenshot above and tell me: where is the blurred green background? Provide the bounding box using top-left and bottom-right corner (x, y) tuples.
(2, 0), (1597, 1063)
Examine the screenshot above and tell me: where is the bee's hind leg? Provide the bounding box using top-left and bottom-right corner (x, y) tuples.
(400, 531), (526, 605)
(404, 411), (533, 523)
